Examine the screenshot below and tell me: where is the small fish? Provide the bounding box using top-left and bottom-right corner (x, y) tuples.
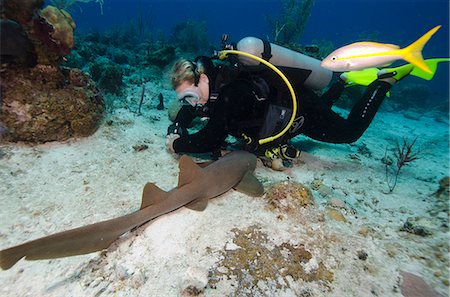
(321, 25), (441, 74)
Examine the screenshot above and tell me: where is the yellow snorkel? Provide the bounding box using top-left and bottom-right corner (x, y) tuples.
(218, 49), (297, 146)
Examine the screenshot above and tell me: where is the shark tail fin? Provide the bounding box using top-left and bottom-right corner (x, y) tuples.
(0, 242), (27, 270)
(177, 155), (204, 188)
(402, 25), (441, 74)
(141, 182), (170, 209)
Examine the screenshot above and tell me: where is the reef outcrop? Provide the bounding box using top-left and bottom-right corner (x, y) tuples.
(0, 0), (104, 143)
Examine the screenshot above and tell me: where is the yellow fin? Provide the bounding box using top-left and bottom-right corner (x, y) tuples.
(402, 25), (441, 74)
(140, 182), (169, 209)
(177, 155), (203, 188)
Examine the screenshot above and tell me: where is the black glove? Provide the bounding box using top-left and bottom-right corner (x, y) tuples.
(167, 122), (186, 137)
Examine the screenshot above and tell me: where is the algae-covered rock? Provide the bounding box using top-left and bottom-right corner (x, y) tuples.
(0, 65), (104, 142)
(266, 181), (315, 213)
(435, 176), (450, 199)
(209, 226), (333, 295)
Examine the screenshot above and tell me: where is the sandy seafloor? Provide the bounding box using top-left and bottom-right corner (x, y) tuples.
(0, 81), (449, 297)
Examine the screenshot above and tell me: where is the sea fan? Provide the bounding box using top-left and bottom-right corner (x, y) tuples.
(385, 137), (420, 193)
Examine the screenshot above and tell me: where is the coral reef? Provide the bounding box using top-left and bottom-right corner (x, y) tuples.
(0, 66), (104, 142)
(209, 226), (333, 295)
(1, 0), (73, 65)
(0, 19), (37, 67)
(89, 59), (124, 95)
(146, 42), (177, 68)
(0, 0), (104, 143)
(0, 0), (44, 25)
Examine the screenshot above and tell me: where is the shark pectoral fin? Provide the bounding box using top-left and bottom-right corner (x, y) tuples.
(233, 172), (265, 197)
(140, 182), (169, 209)
(185, 197), (209, 211)
(177, 155), (204, 187)
(196, 161), (214, 168)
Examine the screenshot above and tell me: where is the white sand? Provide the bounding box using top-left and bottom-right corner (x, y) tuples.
(0, 82), (448, 297)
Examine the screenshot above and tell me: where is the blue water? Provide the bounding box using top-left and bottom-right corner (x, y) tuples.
(59, 0), (449, 95)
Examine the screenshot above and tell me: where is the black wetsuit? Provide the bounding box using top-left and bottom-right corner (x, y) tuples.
(171, 64), (392, 155)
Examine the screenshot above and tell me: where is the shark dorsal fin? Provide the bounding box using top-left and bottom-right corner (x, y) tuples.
(177, 155), (203, 187)
(140, 182), (169, 209)
(233, 172), (265, 197)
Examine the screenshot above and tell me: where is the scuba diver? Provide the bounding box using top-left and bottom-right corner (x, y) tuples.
(166, 36), (445, 170)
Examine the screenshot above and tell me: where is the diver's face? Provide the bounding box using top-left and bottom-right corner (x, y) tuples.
(176, 74), (209, 107)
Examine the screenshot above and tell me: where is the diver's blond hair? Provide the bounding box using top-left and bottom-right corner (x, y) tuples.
(171, 58), (206, 89)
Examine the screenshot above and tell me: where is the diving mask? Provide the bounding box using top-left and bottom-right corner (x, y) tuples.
(176, 88), (201, 107)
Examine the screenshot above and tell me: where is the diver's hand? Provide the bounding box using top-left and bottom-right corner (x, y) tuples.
(166, 133), (181, 154)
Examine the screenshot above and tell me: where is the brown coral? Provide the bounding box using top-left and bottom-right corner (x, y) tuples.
(37, 5), (76, 55)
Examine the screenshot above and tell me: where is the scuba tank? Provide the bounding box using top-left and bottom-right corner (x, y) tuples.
(236, 36), (332, 90)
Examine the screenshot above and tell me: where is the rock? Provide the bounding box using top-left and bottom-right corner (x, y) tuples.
(400, 271), (445, 297)
(130, 268), (147, 289)
(329, 198), (346, 209)
(180, 267), (208, 297)
(357, 250), (368, 261)
(358, 225), (369, 237)
(326, 208), (347, 222)
(400, 219), (433, 236)
(402, 111), (421, 121)
(225, 241), (240, 251)
(133, 144), (148, 152)
(271, 158), (285, 171)
(435, 176), (450, 199)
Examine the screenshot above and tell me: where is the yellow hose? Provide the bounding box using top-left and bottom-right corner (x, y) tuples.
(219, 50), (297, 145)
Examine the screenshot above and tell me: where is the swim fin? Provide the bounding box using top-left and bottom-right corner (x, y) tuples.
(343, 58), (449, 86)
(410, 57), (450, 80)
